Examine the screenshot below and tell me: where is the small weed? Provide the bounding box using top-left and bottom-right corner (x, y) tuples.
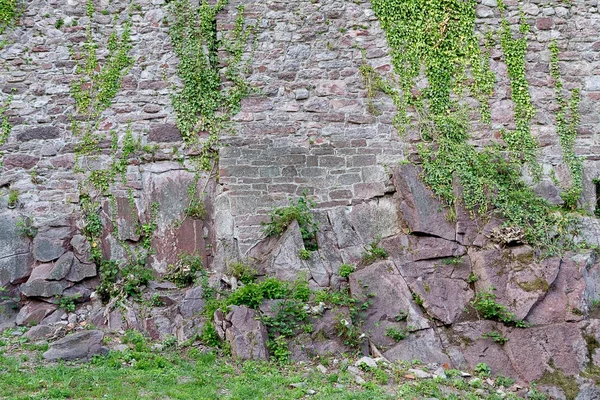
(165, 252), (202, 288)
(442, 256), (463, 266)
(262, 193), (319, 250)
(474, 363), (492, 378)
(55, 18), (64, 29)
(339, 263), (355, 279)
(482, 331), (509, 345)
(15, 216), (37, 238)
(7, 189), (18, 208)
(467, 272), (478, 284)
(150, 293), (165, 307)
(57, 294), (80, 313)
(385, 326), (409, 341)
(298, 249), (311, 260)
(226, 260), (257, 284)
(361, 238), (387, 265)
(471, 288), (527, 327)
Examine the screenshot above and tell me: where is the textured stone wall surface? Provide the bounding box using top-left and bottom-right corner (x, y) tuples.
(2, 0), (600, 393)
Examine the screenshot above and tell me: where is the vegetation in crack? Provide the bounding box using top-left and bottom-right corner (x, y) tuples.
(262, 193), (319, 251)
(368, 0), (580, 254)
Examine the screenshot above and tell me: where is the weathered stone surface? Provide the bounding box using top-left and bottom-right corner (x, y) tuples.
(24, 324), (58, 340)
(383, 328), (451, 365)
(350, 261), (430, 347)
(66, 260), (97, 282)
(144, 169), (213, 273)
(70, 235), (92, 263)
(19, 263), (71, 298)
(15, 301), (57, 326)
(17, 127), (60, 142)
(257, 220), (311, 283)
(0, 300), (18, 331)
(148, 123), (182, 142)
(33, 234), (65, 263)
(527, 253), (590, 324)
(48, 252), (74, 280)
(470, 246), (561, 320)
(225, 305), (269, 360)
(347, 196), (401, 244)
(392, 164), (456, 241)
(505, 323), (587, 382)
(0, 253), (33, 286)
(20, 279), (69, 298)
(446, 321), (520, 379)
(179, 286), (205, 319)
(43, 330), (106, 361)
(401, 258), (474, 324)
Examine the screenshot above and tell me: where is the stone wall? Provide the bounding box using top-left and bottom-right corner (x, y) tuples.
(1, 0), (600, 390)
(216, 0), (600, 257)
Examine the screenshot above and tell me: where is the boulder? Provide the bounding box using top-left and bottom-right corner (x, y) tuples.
(257, 220), (312, 283)
(349, 260), (430, 348)
(43, 330), (107, 361)
(470, 246), (561, 320)
(0, 300), (18, 331)
(446, 321), (520, 379)
(392, 164), (456, 241)
(225, 305), (269, 360)
(383, 328), (451, 365)
(347, 196), (401, 244)
(33, 234), (65, 263)
(15, 301), (57, 326)
(401, 258), (474, 324)
(19, 263), (71, 298)
(24, 324), (58, 341)
(66, 260), (97, 282)
(179, 286), (205, 319)
(505, 323), (587, 382)
(527, 253), (589, 324)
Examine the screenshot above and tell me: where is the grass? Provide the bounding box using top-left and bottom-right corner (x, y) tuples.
(0, 350), (393, 400)
(0, 327), (529, 400)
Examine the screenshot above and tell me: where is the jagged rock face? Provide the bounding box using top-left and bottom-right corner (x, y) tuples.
(223, 306), (269, 361)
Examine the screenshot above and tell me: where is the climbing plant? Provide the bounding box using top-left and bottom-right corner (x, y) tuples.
(0, 94), (11, 145)
(0, 0), (17, 35)
(369, 0), (576, 253)
(166, 0), (255, 169)
(549, 39), (583, 210)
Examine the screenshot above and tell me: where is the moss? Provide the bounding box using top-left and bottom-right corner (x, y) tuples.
(585, 335), (600, 360)
(536, 370), (579, 400)
(517, 277), (549, 293)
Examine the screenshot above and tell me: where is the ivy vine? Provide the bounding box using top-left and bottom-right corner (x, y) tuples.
(166, 0), (255, 169)
(549, 39), (582, 210)
(369, 0), (576, 253)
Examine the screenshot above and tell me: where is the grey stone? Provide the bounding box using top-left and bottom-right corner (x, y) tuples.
(16, 301), (57, 326)
(24, 324), (57, 340)
(66, 261), (97, 282)
(43, 330), (107, 361)
(48, 252), (74, 280)
(179, 286), (205, 319)
(392, 165), (456, 241)
(350, 261), (430, 348)
(384, 328), (451, 365)
(0, 300), (18, 331)
(33, 235), (65, 263)
(225, 305), (269, 360)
